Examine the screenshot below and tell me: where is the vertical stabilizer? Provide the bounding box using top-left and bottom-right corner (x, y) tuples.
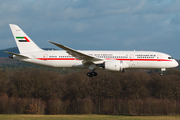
(9, 24), (43, 53)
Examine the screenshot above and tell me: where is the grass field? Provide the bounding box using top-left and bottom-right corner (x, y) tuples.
(0, 115), (180, 120)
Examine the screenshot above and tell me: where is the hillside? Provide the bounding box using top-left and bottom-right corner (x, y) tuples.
(0, 57), (20, 64)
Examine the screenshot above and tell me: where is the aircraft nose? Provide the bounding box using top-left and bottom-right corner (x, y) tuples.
(167, 60), (179, 68)
(174, 60), (179, 67)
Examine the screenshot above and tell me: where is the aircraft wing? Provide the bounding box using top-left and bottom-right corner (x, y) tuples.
(4, 51), (29, 59)
(48, 41), (103, 64)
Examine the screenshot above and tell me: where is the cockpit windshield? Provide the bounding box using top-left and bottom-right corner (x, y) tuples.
(168, 57), (173, 59)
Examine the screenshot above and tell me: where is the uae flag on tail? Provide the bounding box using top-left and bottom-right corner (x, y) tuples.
(16, 37), (30, 42)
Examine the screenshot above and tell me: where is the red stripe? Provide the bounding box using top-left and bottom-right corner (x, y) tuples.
(37, 58), (172, 61)
(37, 58), (76, 60)
(116, 59), (171, 61)
(24, 37), (30, 42)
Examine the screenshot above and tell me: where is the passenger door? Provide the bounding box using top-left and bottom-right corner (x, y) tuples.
(43, 54), (48, 61)
(157, 55), (162, 62)
(129, 54), (134, 61)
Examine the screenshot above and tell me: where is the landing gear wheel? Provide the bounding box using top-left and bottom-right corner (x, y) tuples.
(92, 72), (97, 76)
(87, 72), (93, 77)
(87, 72), (97, 77)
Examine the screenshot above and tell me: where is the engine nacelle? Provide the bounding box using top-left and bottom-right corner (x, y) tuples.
(103, 60), (128, 72)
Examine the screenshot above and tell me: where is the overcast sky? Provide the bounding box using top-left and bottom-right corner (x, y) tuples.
(0, 0), (180, 58)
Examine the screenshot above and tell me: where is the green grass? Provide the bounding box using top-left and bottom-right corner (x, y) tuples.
(0, 115), (180, 120)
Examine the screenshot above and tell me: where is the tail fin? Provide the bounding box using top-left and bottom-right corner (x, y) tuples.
(9, 24), (43, 53)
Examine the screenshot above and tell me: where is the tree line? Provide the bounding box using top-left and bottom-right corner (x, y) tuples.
(0, 67), (180, 115)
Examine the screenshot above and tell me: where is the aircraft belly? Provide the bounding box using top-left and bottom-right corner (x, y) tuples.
(22, 59), (84, 68)
(127, 61), (167, 69)
(54, 61), (75, 68)
(72, 61), (84, 68)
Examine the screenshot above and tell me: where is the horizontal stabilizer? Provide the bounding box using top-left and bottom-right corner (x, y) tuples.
(4, 51), (29, 58)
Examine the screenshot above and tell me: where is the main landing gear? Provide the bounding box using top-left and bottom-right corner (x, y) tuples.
(87, 63), (97, 77)
(87, 71), (97, 77)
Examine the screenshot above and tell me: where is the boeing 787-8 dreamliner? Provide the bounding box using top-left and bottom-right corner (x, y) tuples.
(5, 24), (178, 77)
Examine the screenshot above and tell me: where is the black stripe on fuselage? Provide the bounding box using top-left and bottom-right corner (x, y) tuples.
(18, 40), (27, 42)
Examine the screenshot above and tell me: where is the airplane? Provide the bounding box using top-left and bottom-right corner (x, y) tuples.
(5, 24), (179, 77)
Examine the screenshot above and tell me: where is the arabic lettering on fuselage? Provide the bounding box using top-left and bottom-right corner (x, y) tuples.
(88, 54), (156, 57)
(135, 54), (156, 57)
(88, 54), (113, 56)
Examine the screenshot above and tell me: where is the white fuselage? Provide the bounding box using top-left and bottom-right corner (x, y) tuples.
(13, 50), (178, 70)
(7, 24), (179, 77)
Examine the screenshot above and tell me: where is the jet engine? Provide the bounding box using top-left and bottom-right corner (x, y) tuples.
(102, 60), (128, 72)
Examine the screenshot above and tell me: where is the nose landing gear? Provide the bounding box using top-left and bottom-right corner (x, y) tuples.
(161, 68), (166, 76)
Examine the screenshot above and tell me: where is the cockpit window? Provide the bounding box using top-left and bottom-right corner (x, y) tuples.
(168, 57), (173, 59)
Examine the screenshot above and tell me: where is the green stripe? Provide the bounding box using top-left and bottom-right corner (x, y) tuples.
(16, 37), (24, 39)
